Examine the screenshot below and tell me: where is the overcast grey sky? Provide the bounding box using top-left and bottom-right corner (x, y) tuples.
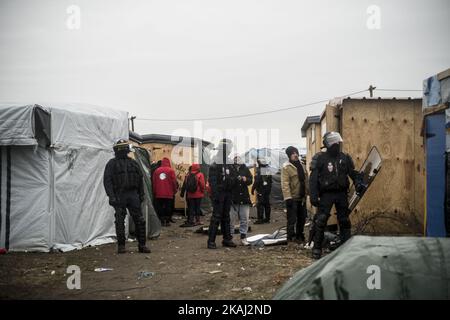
(0, 0), (449, 151)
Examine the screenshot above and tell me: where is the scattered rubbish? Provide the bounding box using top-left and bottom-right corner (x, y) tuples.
(126, 296), (131, 299)
(240, 267), (245, 271)
(175, 246), (180, 249)
(137, 271), (155, 280)
(145, 256), (151, 260)
(231, 288), (241, 292)
(94, 268), (113, 272)
(205, 290), (210, 293)
(208, 270), (223, 274)
(50, 270), (55, 275)
(243, 287), (252, 292)
(217, 263), (222, 266)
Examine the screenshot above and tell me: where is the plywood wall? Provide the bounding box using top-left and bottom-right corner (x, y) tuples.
(340, 99), (424, 235)
(140, 142), (193, 210)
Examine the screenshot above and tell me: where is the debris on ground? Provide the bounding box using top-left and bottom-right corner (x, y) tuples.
(137, 271), (155, 280)
(94, 268), (114, 272)
(208, 270), (222, 274)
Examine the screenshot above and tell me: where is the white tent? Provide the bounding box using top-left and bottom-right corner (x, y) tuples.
(0, 103), (128, 252)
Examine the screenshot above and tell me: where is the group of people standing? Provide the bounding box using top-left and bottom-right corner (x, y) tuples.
(104, 131), (365, 260)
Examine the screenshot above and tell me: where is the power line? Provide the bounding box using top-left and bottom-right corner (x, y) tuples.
(135, 89), (369, 122)
(376, 88), (422, 92)
(133, 87), (422, 122)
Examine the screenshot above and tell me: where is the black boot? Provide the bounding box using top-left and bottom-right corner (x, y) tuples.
(222, 240), (237, 247)
(138, 245), (151, 253)
(207, 219), (219, 249)
(312, 248), (322, 259)
(207, 242), (217, 249)
(117, 244), (126, 254)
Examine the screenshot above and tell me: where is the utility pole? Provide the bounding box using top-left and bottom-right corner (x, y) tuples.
(369, 85), (376, 97)
(130, 116), (136, 132)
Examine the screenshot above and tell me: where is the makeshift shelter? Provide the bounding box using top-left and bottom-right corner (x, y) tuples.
(422, 68), (450, 237)
(129, 132), (212, 210)
(274, 235), (450, 300)
(301, 98), (425, 235)
(0, 103), (138, 252)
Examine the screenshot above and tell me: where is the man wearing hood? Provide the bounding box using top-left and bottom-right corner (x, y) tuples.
(207, 139), (238, 249)
(281, 146), (309, 243)
(309, 132), (364, 259)
(152, 157), (179, 227)
(180, 163), (206, 227)
(103, 139), (151, 254)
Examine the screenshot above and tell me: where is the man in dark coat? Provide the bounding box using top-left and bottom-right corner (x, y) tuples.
(103, 139), (151, 254)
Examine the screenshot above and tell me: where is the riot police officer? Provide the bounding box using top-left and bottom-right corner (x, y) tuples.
(207, 139), (238, 249)
(103, 139), (151, 254)
(309, 132), (364, 259)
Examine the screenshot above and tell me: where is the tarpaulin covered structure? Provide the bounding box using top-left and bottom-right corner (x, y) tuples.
(0, 103), (128, 252)
(274, 235), (450, 300)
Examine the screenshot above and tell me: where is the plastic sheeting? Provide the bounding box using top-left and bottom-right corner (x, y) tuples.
(274, 236), (450, 300)
(0, 103), (129, 252)
(0, 104), (38, 146)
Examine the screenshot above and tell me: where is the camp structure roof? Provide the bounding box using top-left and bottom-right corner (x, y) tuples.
(301, 115), (321, 138)
(129, 132), (212, 148)
(274, 235), (450, 300)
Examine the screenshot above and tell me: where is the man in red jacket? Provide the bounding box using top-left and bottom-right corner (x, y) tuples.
(180, 163), (206, 227)
(152, 157), (178, 226)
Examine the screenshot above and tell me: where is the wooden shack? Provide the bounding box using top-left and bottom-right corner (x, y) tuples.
(302, 97), (425, 235)
(130, 132), (213, 210)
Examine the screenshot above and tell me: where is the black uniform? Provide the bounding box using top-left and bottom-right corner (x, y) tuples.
(309, 150), (361, 251)
(103, 151), (146, 249)
(207, 158), (238, 247)
(251, 166), (272, 223)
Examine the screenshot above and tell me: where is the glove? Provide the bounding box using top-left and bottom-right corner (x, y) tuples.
(355, 183), (366, 195)
(109, 196), (119, 207)
(310, 197), (319, 207)
(285, 199), (293, 208)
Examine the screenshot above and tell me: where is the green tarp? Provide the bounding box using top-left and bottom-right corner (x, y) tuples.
(274, 235), (450, 300)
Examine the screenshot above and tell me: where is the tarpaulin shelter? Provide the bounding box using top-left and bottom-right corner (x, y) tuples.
(274, 235), (450, 300)
(0, 103), (129, 252)
(422, 68), (450, 237)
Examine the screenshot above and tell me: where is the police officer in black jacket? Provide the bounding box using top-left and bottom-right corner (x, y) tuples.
(103, 140), (151, 254)
(207, 139), (238, 249)
(309, 132), (364, 259)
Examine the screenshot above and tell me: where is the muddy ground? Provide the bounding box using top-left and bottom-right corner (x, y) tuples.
(0, 205), (315, 300)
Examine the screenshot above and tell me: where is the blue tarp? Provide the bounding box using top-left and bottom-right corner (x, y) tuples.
(425, 113), (446, 237)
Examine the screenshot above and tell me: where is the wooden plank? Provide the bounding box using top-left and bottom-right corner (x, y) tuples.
(413, 99), (426, 234)
(423, 103), (448, 117)
(340, 99), (422, 234)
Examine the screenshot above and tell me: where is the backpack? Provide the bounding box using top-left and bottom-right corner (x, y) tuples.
(185, 173), (198, 193)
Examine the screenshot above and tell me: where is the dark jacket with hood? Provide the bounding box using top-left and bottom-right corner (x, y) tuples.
(180, 163), (206, 199)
